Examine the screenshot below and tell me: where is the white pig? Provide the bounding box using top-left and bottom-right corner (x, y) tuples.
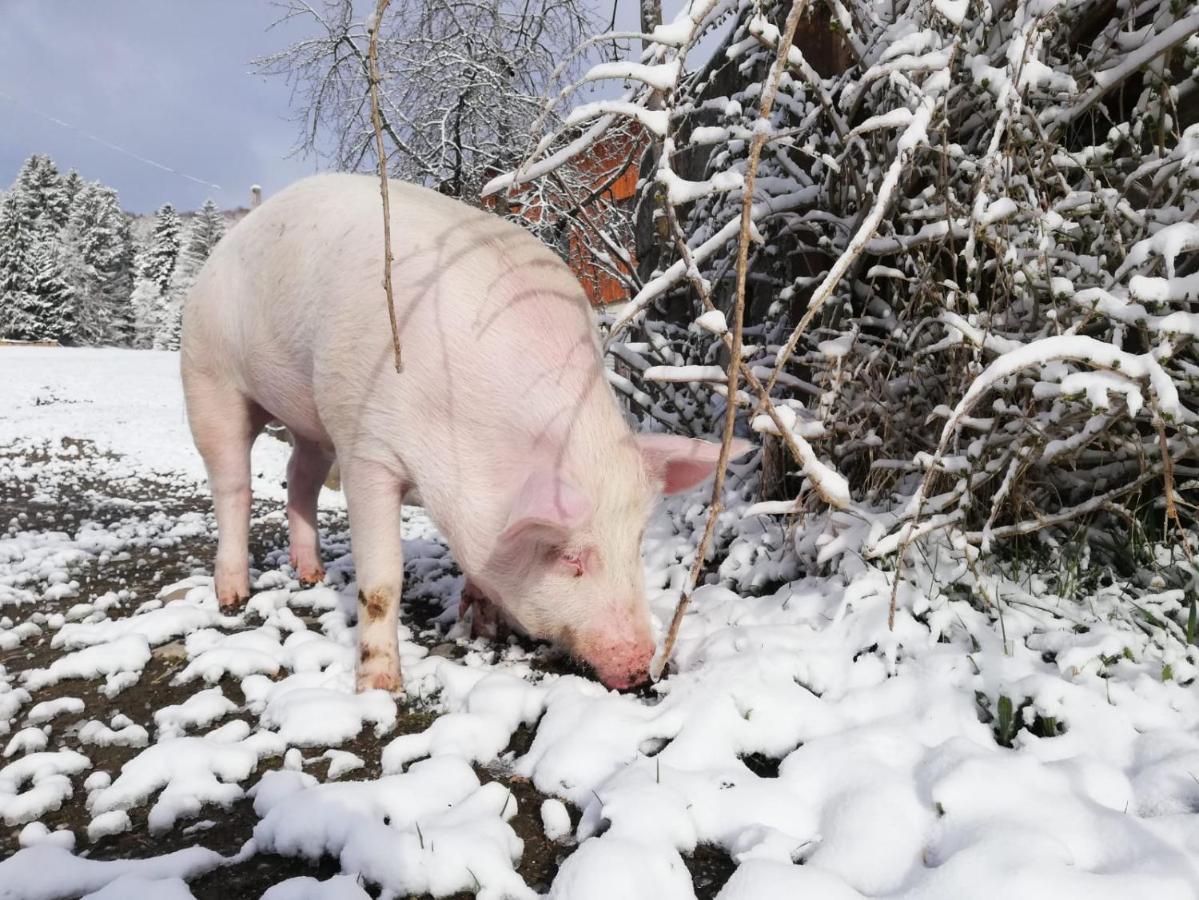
(181, 174), (748, 692)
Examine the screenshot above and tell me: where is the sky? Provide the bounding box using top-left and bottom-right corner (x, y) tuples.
(0, 0), (649, 215)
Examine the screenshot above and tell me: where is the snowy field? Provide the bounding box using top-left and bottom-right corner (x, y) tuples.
(2, 346), (1199, 899)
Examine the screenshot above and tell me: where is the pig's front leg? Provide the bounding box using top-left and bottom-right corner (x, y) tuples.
(345, 460), (405, 694)
(459, 579), (510, 642)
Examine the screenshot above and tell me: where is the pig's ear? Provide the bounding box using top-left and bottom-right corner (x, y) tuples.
(636, 434), (754, 495)
(500, 472), (591, 544)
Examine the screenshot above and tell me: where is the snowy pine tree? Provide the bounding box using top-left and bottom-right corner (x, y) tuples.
(0, 187), (38, 340)
(139, 203), (181, 294)
(3, 154), (139, 346)
(178, 199), (225, 278)
(15, 154), (70, 230)
(61, 168), (85, 206)
(133, 203), (182, 348)
(130, 277), (162, 350)
(159, 199), (226, 350)
(105, 207), (137, 345)
(66, 182), (137, 345)
(24, 236), (76, 343)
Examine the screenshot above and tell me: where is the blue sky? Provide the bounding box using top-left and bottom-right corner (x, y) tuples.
(0, 0), (647, 214)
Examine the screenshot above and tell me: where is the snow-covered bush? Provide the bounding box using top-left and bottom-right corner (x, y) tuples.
(491, 0), (1199, 600)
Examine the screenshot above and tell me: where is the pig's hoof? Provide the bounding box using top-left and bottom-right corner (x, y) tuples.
(357, 669), (403, 695)
(297, 566), (326, 586)
(217, 592), (246, 610)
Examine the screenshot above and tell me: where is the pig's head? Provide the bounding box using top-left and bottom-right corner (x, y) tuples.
(484, 434), (752, 690)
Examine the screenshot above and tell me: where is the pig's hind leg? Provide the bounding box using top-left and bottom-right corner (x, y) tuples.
(185, 377), (270, 609)
(286, 438), (333, 585)
(344, 460), (406, 694)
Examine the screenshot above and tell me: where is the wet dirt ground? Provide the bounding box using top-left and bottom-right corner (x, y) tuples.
(1, 440), (739, 899)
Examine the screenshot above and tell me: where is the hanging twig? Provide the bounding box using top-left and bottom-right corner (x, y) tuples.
(760, 95), (934, 405)
(367, 0), (402, 373)
(652, 0), (809, 680)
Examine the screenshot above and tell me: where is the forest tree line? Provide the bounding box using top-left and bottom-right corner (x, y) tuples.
(0, 154), (227, 349)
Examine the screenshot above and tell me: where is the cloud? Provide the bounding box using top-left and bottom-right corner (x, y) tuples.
(0, 0), (319, 212)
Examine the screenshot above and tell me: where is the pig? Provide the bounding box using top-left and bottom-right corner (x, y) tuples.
(181, 174), (749, 692)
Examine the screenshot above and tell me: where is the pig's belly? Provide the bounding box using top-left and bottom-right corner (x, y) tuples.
(240, 360), (331, 448)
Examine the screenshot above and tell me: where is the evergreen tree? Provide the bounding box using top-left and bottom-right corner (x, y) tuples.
(155, 292), (182, 350)
(178, 199), (225, 277)
(15, 154), (70, 229)
(139, 203), (181, 293)
(67, 182), (137, 345)
(133, 203), (185, 348)
(160, 198), (227, 350)
(130, 273), (163, 350)
(62, 168), (85, 206)
(24, 236), (76, 343)
(106, 211), (136, 345)
(3, 155), (139, 346)
(0, 188), (38, 340)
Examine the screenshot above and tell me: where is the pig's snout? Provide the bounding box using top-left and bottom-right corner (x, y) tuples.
(580, 635), (656, 690)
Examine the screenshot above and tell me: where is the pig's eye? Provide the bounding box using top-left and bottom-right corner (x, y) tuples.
(552, 548), (592, 578)
(561, 551), (585, 578)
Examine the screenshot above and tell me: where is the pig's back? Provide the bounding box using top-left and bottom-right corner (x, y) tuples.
(184, 174), (616, 485)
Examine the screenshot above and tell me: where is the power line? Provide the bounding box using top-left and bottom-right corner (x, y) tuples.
(0, 86), (225, 195)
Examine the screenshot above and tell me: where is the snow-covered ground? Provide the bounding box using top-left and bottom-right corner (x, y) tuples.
(2, 346), (1199, 899)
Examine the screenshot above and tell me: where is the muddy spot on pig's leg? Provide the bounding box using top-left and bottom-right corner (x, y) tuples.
(361, 587), (390, 621)
(356, 587), (403, 694)
(344, 461), (407, 695)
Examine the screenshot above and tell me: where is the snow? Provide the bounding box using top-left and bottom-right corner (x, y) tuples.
(659, 168), (744, 205)
(549, 836), (694, 900)
(4, 727), (49, 758)
(749, 407), (851, 509)
(86, 729), (282, 833)
(0, 750), (91, 826)
(566, 100), (669, 138)
(22, 634), (152, 691)
(321, 749), (364, 780)
(1120, 221), (1199, 281)
(54, 599), (224, 651)
(78, 719), (149, 748)
(541, 797), (572, 841)
(81, 875), (195, 900)
(978, 196), (1018, 226)
(849, 107), (914, 136)
(87, 809), (132, 842)
(25, 697), (85, 724)
(4, 346), (1199, 898)
(695, 310), (728, 335)
(0, 844), (225, 900)
(932, 0), (968, 25)
(938, 335), (1185, 446)
(17, 820), (76, 851)
(246, 675), (398, 747)
(253, 757), (532, 898)
(582, 61), (681, 92)
(261, 876), (371, 900)
(0, 347), (290, 492)
(153, 688), (237, 738)
(645, 364), (727, 383)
